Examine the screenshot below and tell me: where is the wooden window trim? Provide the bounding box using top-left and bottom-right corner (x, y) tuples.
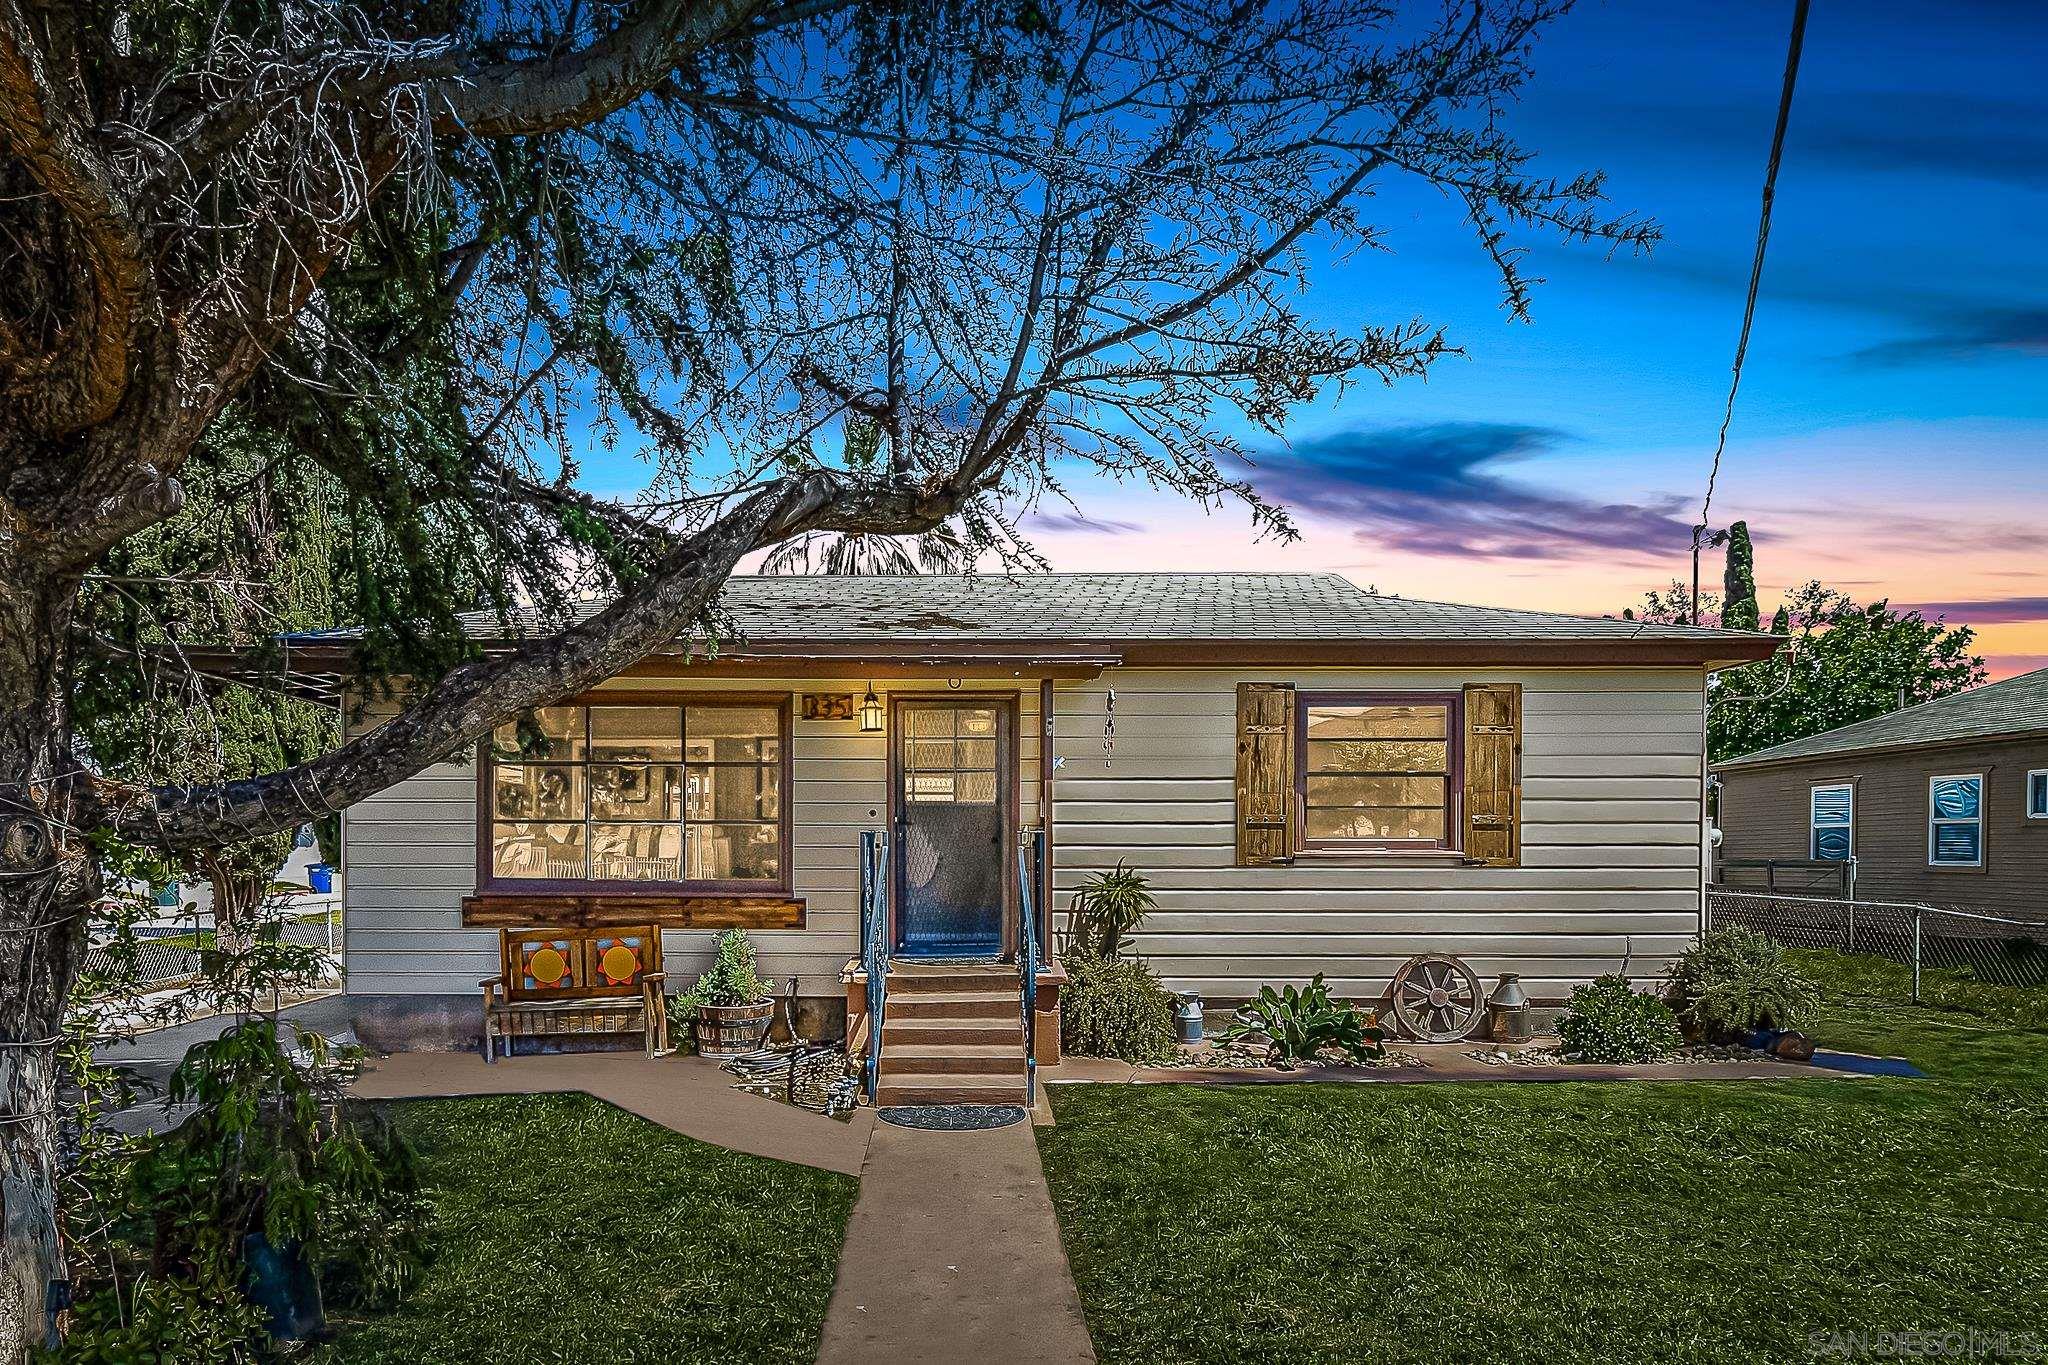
(461, 893), (805, 930)
(1926, 772), (1986, 872)
(2027, 769), (2048, 820)
(475, 692), (795, 899)
(1294, 690), (1465, 854)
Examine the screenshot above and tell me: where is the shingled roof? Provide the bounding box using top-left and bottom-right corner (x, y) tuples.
(1716, 667), (2048, 770)
(420, 572), (1762, 645)
(269, 573), (1777, 684)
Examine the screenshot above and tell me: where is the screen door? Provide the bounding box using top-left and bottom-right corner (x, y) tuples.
(894, 699), (1009, 957)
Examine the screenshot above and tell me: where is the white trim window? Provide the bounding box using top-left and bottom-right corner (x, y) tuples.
(1928, 774), (1985, 868)
(1809, 783), (1854, 861)
(2029, 769), (2048, 820)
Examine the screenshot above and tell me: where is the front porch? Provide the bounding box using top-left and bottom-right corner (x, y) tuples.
(843, 957), (1069, 1105)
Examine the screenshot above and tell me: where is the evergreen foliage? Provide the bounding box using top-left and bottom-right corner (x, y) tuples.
(1665, 927), (1819, 1038)
(1060, 948), (1180, 1065)
(1711, 581), (1983, 762)
(1720, 520), (1759, 631)
(1557, 976), (1682, 1064)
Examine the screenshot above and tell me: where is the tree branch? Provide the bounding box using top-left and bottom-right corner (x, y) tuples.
(0, 0), (148, 436)
(93, 466), (959, 849)
(430, 0), (778, 139)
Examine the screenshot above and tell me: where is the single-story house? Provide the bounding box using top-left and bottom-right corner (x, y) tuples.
(284, 572), (1772, 1100)
(1714, 666), (2048, 917)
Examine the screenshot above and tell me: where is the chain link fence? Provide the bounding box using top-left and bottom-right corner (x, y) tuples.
(1706, 887), (2048, 998)
(81, 899), (343, 993)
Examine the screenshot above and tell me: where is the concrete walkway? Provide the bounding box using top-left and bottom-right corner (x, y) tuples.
(351, 1051), (1094, 1362)
(352, 1050), (875, 1175)
(816, 1115), (1095, 1364)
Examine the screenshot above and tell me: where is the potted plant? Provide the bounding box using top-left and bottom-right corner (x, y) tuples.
(679, 927), (777, 1057)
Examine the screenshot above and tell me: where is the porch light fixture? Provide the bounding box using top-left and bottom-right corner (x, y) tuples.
(858, 683), (884, 733)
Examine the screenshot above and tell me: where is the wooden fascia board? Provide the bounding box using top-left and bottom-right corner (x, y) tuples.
(188, 630), (1780, 687)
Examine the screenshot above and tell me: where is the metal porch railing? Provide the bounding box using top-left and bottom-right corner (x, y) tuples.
(858, 829), (890, 1104)
(1017, 826), (1045, 1107)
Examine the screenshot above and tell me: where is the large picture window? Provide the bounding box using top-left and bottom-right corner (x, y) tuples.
(1297, 692), (1461, 851)
(1928, 774), (1984, 869)
(485, 700), (787, 890)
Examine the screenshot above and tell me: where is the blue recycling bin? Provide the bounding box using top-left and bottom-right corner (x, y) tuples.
(307, 863), (334, 893)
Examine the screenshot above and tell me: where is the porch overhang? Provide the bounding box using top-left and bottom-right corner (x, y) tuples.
(174, 642), (1121, 707)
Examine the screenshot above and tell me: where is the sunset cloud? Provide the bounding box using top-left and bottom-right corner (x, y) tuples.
(1021, 511), (1146, 535)
(1248, 423), (1695, 562)
(1850, 307), (2048, 368)
(1895, 597), (2048, 625)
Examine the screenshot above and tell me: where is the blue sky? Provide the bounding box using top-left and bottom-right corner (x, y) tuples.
(587, 1), (2048, 673)
(1015, 0), (2048, 674)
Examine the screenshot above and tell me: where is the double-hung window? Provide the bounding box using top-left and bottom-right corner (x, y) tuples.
(2028, 769), (2048, 820)
(485, 700), (787, 890)
(1297, 692), (1461, 851)
(1927, 774), (1984, 868)
(1809, 783), (1853, 861)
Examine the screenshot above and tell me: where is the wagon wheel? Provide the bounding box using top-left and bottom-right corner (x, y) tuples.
(1389, 954), (1486, 1042)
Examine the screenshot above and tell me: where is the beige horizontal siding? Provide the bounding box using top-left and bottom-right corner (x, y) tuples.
(343, 663), (1708, 1006)
(1048, 667), (1706, 1003)
(343, 676), (1037, 996)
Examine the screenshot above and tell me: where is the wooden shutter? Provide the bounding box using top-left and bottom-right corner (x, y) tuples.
(1235, 682), (1295, 865)
(1463, 683), (1521, 866)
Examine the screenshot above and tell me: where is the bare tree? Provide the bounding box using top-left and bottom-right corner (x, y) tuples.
(0, 0), (1648, 1348)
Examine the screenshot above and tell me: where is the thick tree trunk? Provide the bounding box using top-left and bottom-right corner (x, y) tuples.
(199, 854), (263, 962)
(0, 552), (94, 1361)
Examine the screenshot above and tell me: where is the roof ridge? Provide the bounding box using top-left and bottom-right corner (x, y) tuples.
(1718, 665), (2048, 768)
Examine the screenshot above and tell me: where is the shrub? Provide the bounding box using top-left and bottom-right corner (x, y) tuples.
(1220, 975), (1384, 1065)
(1061, 948), (1178, 1064)
(49, 1022), (430, 1361)
(1665, 927), (1819, 1038)
(1558, 975), (1682, 1063)
(1064, 863), (1156, 961)
(677, 927), (774, 1014)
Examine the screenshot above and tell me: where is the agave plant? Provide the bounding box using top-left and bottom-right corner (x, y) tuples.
(1064, 863), (1156, 961)
(1220, 974), (1385, 1066)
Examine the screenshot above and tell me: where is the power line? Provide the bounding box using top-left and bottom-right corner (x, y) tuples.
(1691, 0), (1812, 624)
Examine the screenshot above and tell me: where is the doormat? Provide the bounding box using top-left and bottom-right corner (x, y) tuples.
(877, 1104), (1027, 1131)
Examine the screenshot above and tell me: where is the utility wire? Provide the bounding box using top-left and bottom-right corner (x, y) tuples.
(1691, 0), (1812, 623)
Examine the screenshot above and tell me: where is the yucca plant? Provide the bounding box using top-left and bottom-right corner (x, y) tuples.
(1064, 863), (1156, 961)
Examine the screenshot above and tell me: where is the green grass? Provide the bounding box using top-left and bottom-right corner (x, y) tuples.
(318, 1094), (858, 1365)
(1039, 952), (2048, 1364)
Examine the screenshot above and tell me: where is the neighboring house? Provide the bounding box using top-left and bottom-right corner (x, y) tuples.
(276, 572), (1771, 1081)
(1714, 667), (2048, 917)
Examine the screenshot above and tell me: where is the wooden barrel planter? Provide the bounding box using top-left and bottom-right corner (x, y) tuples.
(693, 999), (775, 1057)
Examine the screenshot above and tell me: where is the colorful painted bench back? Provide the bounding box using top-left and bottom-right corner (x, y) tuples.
(497, 926), (664, 1004)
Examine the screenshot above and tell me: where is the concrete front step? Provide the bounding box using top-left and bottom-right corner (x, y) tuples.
(888, 991), (1018, 1020)
(884, 1019), (1022, 1047)
(881, 1045), (1027, 1076)
(887, 966), (1023, 996)
(873, 1074), (1030, 1106)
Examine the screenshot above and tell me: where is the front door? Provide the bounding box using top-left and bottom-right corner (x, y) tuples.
(893, 698), (1013, 958)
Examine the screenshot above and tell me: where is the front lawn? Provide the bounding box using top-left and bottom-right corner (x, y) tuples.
(318, 1093), (858, 1365)
(1039, 952), (2048, 1364)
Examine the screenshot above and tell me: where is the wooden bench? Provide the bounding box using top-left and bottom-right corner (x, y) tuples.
(481, 926), (668, 1063)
